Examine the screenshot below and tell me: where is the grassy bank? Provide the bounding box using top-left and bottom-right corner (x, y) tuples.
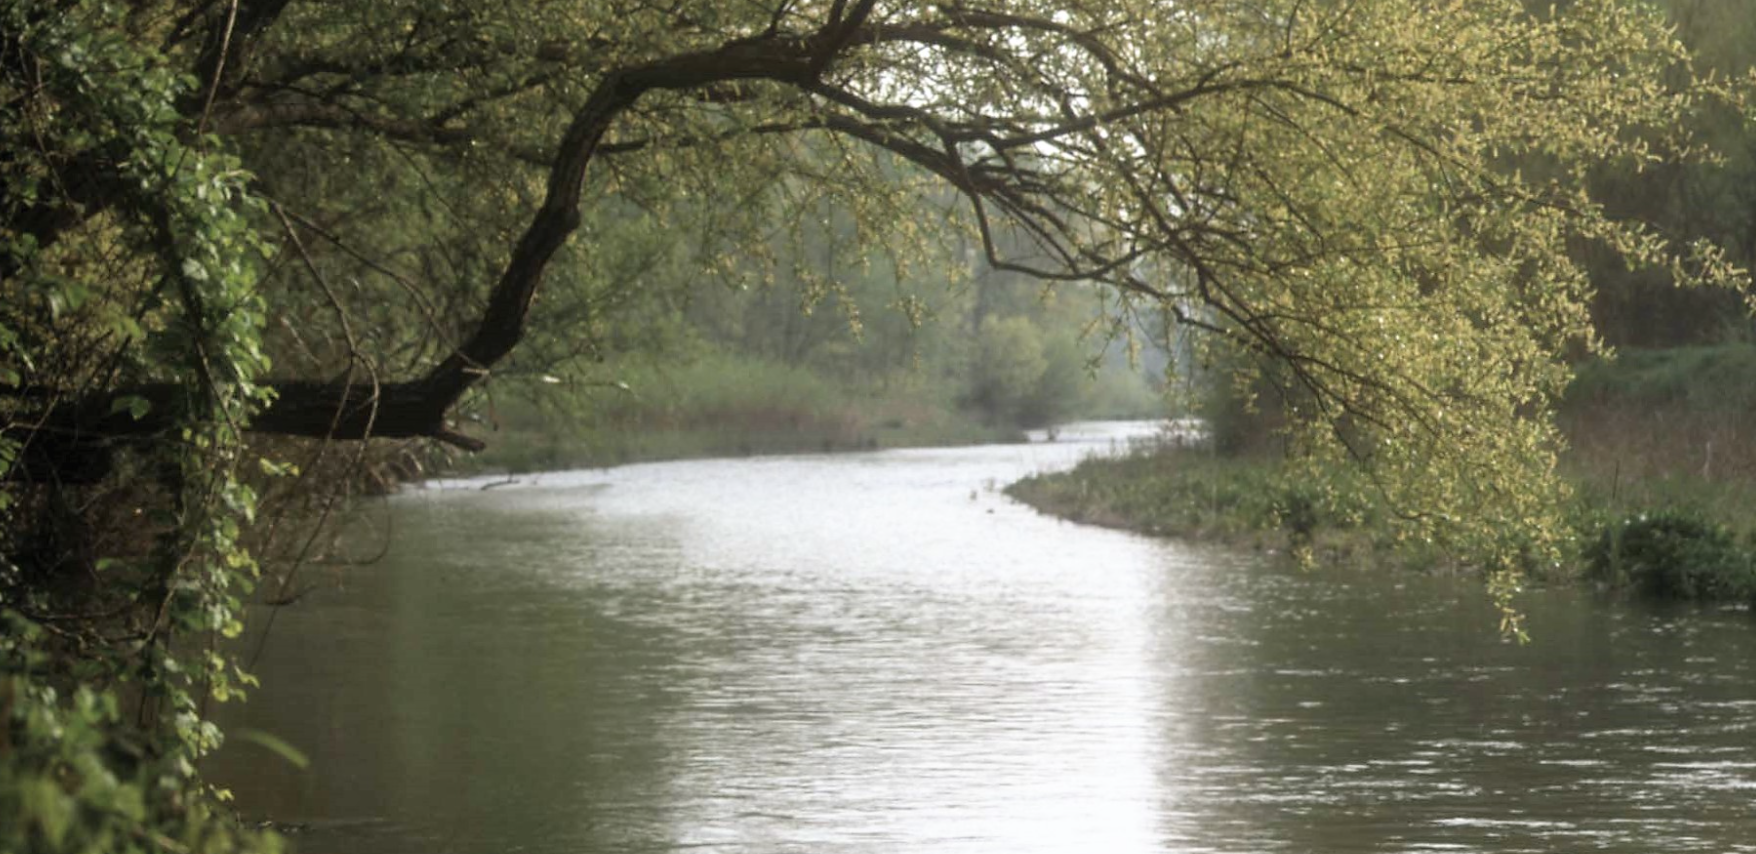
(1006, 445), (1458, 572)
(1010, 344), (1756, 606)
(442, 333), (1165, 473)
(450, 354), (1026, 474)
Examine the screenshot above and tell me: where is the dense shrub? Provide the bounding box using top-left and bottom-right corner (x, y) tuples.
(1584, 511), (1756, 603)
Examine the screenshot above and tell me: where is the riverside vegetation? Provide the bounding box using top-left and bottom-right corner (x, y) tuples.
(5, 0), (1754, 850)
(1009, 344), (1756, 609)
(449, 251), (1169, 474)
(1012, 0), (1756, 615)
(455, 349), (1164, 474)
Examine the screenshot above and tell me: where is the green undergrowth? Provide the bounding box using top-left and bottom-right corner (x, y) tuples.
(1562, 344), (1756, 604)
(1583, 511), (1756, 603)
(1011, 344), (1756, 606)
(1009, 444), (1756, 605)
(1005, 448), (1460, 572)
(1569, 475), (1756, 605)
(451, 355), (1026, 473)
(1561, 343), (1756, 483)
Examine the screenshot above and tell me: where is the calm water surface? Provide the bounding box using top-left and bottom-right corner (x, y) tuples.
(212, 422), (1756, 853)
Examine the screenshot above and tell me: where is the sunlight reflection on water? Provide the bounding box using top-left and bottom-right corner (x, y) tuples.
(214, 421), (1756, 853)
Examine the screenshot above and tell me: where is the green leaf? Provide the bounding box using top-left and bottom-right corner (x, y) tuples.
(233, 728), (310, 770)
(180, 257), (209, 282)
(257, 457), (299, 477)
(109, 395), (151, 420)
(24, 779), (73, 848)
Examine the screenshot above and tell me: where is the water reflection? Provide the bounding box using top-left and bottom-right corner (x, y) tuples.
(210, 423), (1756, 853)
(1142, 571), (1756, 853)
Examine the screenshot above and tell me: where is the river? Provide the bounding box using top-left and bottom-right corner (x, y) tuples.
(210, 421), (1756, 853)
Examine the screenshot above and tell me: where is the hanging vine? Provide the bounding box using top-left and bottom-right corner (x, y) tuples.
(2, 3), (281, 850)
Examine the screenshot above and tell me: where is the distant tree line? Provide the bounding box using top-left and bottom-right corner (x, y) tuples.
(2, 1), (1747, 850)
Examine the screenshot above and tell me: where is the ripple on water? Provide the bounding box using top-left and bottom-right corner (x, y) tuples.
(211, 425), (1756, 854)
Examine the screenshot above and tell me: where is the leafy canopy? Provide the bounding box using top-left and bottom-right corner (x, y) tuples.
(280, 0), (1744, 562)
(14, 0), (1753, 591)
(2, 0), (1751, 847)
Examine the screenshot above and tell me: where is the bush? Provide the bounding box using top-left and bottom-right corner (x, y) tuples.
(964, 315), (1050, 425)
(1584, 510), (1756, 603)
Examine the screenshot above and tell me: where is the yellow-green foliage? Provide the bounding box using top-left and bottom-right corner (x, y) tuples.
(7, 0), (1755, 843)
(245, 0), (1750, 575)
(235, 0), (1750, 571)
(3, 5), (278, 850)
(1017, 344), (1756, 608)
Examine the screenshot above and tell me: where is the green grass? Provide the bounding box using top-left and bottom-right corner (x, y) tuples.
(1005, 445), (1453, 570)
(1560, 343), (1756, 600)
(1561, 343), (1756, 483)
(1010, 344), (1756, 603)
(451, 354), (1023, 474)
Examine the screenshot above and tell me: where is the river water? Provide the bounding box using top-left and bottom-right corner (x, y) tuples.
(211, 422), (1756, 853)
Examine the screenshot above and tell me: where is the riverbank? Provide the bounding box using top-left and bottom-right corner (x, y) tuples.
(1006, 445), (1454, 571)
(455, 397), (1025, 474)
(446, 352), (1162, 474)
(1009, 443), (1756, 605)
(1009, 345), (1756, 606)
